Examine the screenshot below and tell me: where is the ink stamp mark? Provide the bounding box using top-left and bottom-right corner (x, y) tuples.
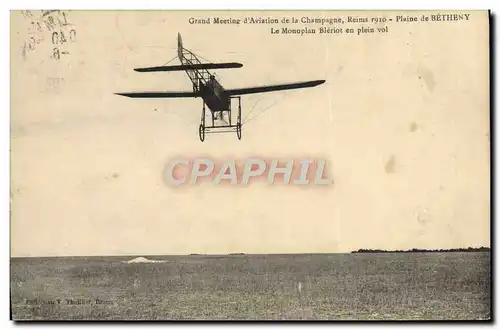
(20, 10), (77, 62)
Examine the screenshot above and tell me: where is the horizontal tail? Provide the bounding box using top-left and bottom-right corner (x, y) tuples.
(134, 62), (243, 72)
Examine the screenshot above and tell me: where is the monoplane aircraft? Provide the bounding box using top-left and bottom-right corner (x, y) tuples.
(116, 33), (326, 142)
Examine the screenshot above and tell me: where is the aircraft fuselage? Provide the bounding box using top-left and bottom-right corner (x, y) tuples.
(199, 76), (230, 113)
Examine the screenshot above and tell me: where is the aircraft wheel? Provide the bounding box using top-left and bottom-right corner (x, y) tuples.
(236, 123), (242, 140)
(199, 124), (205, 142)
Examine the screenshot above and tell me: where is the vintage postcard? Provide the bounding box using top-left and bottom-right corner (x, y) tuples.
(10, 10), (490, 320)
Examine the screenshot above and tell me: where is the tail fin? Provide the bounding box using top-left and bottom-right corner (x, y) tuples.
(177, 33), (183, 60)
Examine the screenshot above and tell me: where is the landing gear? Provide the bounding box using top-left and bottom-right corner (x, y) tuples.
(199, 124), (205, 142)
(235, 96), (242, 141)
(198, 97), (242, 142)
(199, 101), (206, 142)
(236, 123), (242, 140)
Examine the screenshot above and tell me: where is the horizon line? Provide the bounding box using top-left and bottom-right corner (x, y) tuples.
(10, 247), (491, 259)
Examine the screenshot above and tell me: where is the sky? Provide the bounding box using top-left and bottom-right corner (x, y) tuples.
(10, 10), (490, 257)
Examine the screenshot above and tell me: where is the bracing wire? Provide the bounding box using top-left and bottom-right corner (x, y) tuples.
(162, 55), (178, 66)
(195, 53), (213, 64)
(157, 48), (287, 128)
(166, 109), (199, 125)
(243, 95), (265, 123)
(194, 52), (224, 81)
(242, 95), (287, 126)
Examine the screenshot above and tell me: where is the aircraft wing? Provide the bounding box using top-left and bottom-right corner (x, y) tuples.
(134, 62), (243, 72)
(115, 91), (199, 98)
(225, 80), (325, 96)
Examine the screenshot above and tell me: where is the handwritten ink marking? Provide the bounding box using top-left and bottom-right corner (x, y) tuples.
(20, 10), (77, 62)
(44, 15), (57, 31)
(70, 29), (76, 42)
(21, 10), (33, 20)
(52, 47), (60, 60)
(41, 10), (60, 18)
(51, 31), (58, 44)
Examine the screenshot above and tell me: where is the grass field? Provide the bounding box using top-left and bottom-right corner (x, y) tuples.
(10, 252), (490, 320)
